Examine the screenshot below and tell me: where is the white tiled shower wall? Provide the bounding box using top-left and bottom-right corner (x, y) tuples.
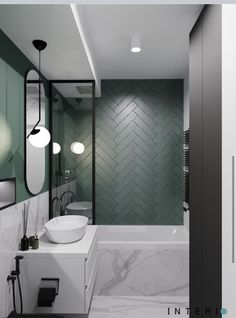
(0, 191), (49, 318)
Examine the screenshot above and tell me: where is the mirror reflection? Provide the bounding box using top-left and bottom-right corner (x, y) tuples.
(25, 70), (46, 194)
(51, 82), (93, 224)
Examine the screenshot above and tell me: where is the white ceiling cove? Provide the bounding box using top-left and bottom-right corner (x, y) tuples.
(0, 4), (203, 80)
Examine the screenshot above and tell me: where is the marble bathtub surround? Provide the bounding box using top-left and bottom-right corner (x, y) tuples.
(95, 248), (189, 297)
(89, 296), (189, 318)
(0, 191), (49, 318)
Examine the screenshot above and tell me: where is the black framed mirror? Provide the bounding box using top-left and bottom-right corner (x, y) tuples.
(25, 70), (46, 195)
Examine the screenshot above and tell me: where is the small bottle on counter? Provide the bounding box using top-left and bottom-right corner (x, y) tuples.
(31, 234), (39, 250)
(28, 234), (39, 250)
(20, 235), (29, 251)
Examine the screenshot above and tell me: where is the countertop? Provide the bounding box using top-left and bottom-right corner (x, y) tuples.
(18, 225), (98, 259)
(8, 311), (88, 318)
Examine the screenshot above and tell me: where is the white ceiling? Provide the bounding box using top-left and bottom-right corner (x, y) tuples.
(0, 5), (93, 80)
(78, 5), (203, 79)
(0, 4), (202, 81)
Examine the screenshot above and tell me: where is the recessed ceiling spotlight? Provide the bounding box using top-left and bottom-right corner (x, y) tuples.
(131, 36), (141, 53)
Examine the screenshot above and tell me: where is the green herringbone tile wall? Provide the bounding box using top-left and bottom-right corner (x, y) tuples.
(74, 110), (93, 202)
(95, 80), (183, 225)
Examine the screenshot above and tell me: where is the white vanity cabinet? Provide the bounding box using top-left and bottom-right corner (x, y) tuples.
(20, 226), (98, 314)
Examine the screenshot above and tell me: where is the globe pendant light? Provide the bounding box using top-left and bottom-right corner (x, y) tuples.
(28, 39), (51, 148)
(53, 142), (61, 154)
(70, 142), (85, 154)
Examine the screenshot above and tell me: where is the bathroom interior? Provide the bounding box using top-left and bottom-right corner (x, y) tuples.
(0, 3), (230, 318)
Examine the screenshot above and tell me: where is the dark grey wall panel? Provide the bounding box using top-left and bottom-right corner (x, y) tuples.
(190, 5), (222, 317)
(95, 80), (183, 225)
(189, 13), (203, 314)
(202, 5), (222, 314)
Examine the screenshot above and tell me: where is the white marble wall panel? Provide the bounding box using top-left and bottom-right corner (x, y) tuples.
(95, 248), (189, 297)
(0, 191), (49, 318)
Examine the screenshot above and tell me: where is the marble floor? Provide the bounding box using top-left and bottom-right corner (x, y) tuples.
(89, 296), (189, 318)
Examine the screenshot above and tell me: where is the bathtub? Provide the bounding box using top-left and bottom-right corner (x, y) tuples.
(94, 225), (189, 297)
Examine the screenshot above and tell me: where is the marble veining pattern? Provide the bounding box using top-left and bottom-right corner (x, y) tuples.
(95, 248), (189, 297)
(89, 296), (189, 318)
(0, 191), (49, 318)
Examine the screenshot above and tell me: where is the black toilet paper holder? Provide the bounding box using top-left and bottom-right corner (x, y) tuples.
(41, 278), (60, 295)
(37, 278), (60, 307)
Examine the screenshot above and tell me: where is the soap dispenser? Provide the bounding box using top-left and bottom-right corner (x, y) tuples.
(20, 235), (29, 251)
(32, 234), (39, 250)
(29, 234), (39, 249)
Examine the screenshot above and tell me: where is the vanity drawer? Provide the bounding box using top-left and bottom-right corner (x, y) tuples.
(85, 255), (97, 313)
(85, 234), (97, 286)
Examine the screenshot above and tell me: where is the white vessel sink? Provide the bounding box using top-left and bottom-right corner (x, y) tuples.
(45, 215), (88, 244)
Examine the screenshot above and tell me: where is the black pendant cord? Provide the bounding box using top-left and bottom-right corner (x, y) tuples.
(38, 49), (41, 124)
(27, 45), (43, 138)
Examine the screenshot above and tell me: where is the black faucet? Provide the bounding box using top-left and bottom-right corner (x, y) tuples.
(11, 255), (24, 276)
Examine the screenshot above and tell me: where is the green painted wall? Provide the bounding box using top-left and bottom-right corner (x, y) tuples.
(96, 80), (183, 225)
(0, 30), (49, 203)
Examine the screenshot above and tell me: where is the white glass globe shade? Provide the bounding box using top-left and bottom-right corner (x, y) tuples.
(53, 142), (61, 154)
(70, 142), (85, 154)
(28, 126), (51, 148)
